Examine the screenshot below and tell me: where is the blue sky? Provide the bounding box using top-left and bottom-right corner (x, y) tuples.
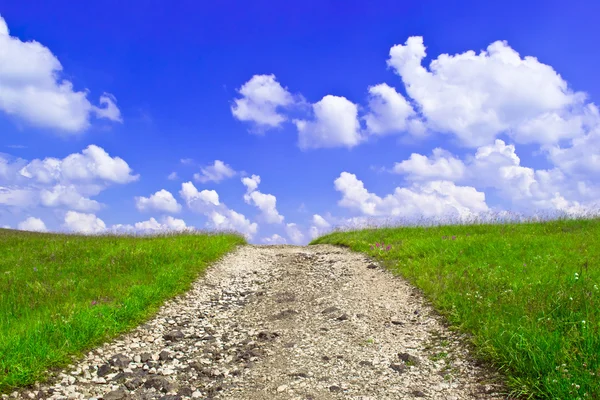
(1, 0), (600, 244)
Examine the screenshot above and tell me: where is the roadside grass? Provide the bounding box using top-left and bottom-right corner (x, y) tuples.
(310, 215), (600, 399)
(0, 228), (245, 393)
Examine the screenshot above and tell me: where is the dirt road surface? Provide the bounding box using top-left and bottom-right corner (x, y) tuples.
(8, 245), (509, 400)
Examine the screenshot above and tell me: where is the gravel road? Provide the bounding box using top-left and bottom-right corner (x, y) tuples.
(7, 244), (510, 400)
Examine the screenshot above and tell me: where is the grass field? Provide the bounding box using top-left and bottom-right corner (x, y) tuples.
(311, 216), (600, 399)
(0, 229), (245, 393)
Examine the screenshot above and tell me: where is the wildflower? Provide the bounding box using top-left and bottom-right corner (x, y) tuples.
(370, 245), (374, 250)
(91, 300), (97, 306)
(375, 242), (380, 248)
(523, 263), (527, 267)
(33, 267), (38, 272)
(582, 320), (586, 324)
(386, 245), (391, 251)
(575, 272), (580, 281)
(451, 235), (456, 240)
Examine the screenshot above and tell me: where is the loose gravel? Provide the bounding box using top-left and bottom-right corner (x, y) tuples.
(6, 244), (511, 400)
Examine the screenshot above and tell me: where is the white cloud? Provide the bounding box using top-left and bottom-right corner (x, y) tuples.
(179, 181), (257, 239)
(231, 74), (294, 128)
(294, 95), (363, 149)
(241, 174), (261, 193)
(241, 174), (284, 224)
(17, 216), (47, 232)
(0, 186), (35, 207)
(334, 172), (488, 220)
(285, 223), (305, 245)
(167, 172), (178, 180)
(393, 148), (466, 181)
(40, 184), (102, 211)
(208, 210), (258, 239)
(135, 189), (181, 213)
(134, 216), (191, 232)
(390, 139), (599, 215)
(244, 190), (284, 224)
(63, 211), (106, 234)
(20, 145), (139, 184)
(364, 83), (418, 135)
(0, 146), (136, 212)
(0, 16), (121, 133)
(92, 93), (122, 122)
(194, 160), (236, 183)
(546, 110), (600, 179)
(309, 214), (331, 239)
(261, 233), (287, 244)
(387, 36), (589, 147)
(312, 214), (331, 229)
(110, 216), (193, 234)
(180, 182), (220, 208)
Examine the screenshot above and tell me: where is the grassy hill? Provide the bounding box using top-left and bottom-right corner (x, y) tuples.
(0, 229), (245, 393)
(310, 217), (600, 399)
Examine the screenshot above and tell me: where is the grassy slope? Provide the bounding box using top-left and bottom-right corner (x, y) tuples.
(310, 218), (600, 399)
(0, 229), (245, 393)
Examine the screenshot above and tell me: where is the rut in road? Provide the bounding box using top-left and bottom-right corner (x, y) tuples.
(10, 245), (510, 400)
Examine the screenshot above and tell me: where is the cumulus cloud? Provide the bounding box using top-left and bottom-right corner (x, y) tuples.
(309, 214), (331, 239)
(241, 175), (261, 193)
(179, 181), (257, 239)
(387, 36), (589, 147)
(135, 189), (181, 213)
(363, 83), (419, 135)
(0, 16), (121, 133)
(392, 148), (466, 181)
(194, 160), (236, 183)
(109, 216), (194, 235)
(231, 74), (294, 129)
(312, 214), (331, 229)
(241, 175), (284, 224)
(112, 216), (193, 234)
(285, 223), (305, 245)
(0, 186), (35, 207)
(63, 211), (106, 234)
(40, 184), (102, 211)
(0, 146), (137, 212)
(245, 191), (284, 224)
(334, 172), (488, 221)
(17, 216), (47, 232)
(546, 110), (600, 179)
(294, 95), (363, 149)
(180, 182), (220, 208)
(261, 233), (287, 244)
(208, 210), (258, 239)
(390, 139), (599, 215)
(92, 93), (122, 122)
(20, 145), (139, 184)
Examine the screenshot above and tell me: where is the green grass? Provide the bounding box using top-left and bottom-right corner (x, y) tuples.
(311, 216), (600, 399)
(0, 228), (245, 393)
